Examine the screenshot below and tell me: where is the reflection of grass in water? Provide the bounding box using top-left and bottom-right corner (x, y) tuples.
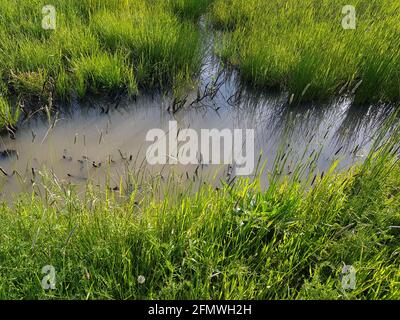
(0, 115), (399, 299)
(211, 0), (400, 104)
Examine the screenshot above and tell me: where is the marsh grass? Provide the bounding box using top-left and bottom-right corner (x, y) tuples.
(0, 114), (399, 299)
(0, 0), (206, 125)
(168, 0), (214, 20)
(72, 52), (137, 98)
(211, 0), (400, 103)
(0, 96), (20, 130)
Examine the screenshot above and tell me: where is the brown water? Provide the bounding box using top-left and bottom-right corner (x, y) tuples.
(0, 54), (394, 200)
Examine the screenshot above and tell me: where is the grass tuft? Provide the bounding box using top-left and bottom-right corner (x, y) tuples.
(211, 0), (400, 103)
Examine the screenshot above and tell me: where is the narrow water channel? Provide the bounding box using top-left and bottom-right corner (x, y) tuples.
(0, 46), (394, 200)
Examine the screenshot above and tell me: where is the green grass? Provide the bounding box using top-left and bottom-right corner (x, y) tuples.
(72, 52), (137, 98)
(0, 95), (20, 131)
(168, 0), (214, 20)
(0, 0), (205, 117)
(211, 0), (400, 103)
(89, 7), (201, 87)
(0, 120), (399, 299)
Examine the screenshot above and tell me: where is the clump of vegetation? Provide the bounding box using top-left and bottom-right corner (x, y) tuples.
(0, 0), (204, 105)
(89, 7), (202, 87)
(167, 0), (214, 20)
(72, 52), (137, 98)
(211, 0), (400, 103)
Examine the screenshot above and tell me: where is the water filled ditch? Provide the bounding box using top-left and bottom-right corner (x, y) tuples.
(0, 49), (395, 199)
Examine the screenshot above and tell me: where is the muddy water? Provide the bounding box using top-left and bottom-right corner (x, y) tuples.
(0, 58), (394, 199)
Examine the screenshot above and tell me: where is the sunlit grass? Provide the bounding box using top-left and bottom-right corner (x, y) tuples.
(167, 0), (214, 20)
(211, 0), (400, 103)
(0, 0), (204, 105)
(72, 52), (137, 98)
(0, 96), (20, 131)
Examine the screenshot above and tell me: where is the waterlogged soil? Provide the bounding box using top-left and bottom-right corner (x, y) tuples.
(0, 55), (394, 199)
